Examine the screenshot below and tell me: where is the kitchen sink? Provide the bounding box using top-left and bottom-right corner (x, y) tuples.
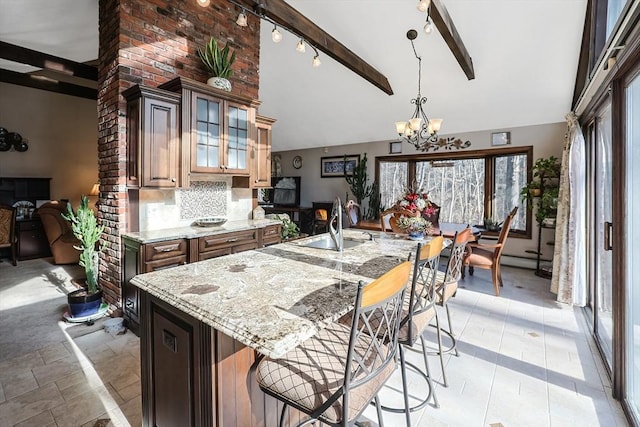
(298, 236), (364, 250)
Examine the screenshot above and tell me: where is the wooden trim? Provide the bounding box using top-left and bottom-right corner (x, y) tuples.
(0, 68), (97, 100)
(572, 0), (593, 108)
(430, 0), (475, 80)
(235, 0), (393, 95)
(0, 41), (98, 81)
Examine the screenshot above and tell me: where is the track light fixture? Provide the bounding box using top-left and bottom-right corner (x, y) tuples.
(236, 10), (248, 27)
(296, 39), (306, 53)
(271, 25), (283, 43)
(417, 0), (431, 12)
(196, 0), (211, 7)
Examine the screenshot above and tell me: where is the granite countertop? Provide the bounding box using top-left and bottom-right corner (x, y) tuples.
(130, 229), (437, 358)
(121, 218), (281, 244)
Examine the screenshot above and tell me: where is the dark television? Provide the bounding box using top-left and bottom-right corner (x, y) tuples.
(268, 176), (301, 206)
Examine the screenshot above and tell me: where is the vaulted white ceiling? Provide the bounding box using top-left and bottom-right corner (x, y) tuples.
(0, 0), (587, 151)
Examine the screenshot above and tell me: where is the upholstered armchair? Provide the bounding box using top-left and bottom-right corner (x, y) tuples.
(37, 201), (80, 265)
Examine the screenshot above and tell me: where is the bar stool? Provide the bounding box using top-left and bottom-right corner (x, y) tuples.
(429, 228), (472, 386)
(256, 262), (411, 427)
(381, 236), (445, 425)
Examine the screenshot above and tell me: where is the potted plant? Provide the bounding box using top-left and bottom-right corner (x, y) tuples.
(62, 195), (105, 317)
(197, 36), (236, 92)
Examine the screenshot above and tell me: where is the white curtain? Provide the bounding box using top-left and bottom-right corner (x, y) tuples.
(551, 112), (587, 305)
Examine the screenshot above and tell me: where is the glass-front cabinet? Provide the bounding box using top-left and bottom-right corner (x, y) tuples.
(160, 77), (259, 185)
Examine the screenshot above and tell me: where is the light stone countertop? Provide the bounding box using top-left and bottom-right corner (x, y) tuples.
(121, 219), (281, 244)
(130, 229), (439, 358)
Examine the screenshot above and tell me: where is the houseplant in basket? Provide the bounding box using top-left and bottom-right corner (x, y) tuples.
(197, 36), (236, 92)
(62, 195), (105, 317)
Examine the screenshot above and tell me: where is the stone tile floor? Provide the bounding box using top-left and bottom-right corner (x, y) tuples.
(0, 258), (629, 426)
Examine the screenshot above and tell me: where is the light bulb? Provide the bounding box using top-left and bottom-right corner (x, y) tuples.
(272, 26), (282, 43)
(417, 0), (430, 12)
(395, 121), (408, 135)
(430, 118), (443, 132)
(312, 55), (321, 68)
(196, 0), (211, 7)
(296, 39), (306, 53)
(236, 12), (247, 27)
(424, 19), (433, 34)
(409, 117), (422, 131)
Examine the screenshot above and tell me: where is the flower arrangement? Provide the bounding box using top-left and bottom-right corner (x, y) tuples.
(396, 187), (436, 219)
(396, 215), (433, 234)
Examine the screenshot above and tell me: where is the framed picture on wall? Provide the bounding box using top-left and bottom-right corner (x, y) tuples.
(491, 131), (511, 146)
(389, 141), (402, 154)
(320, 155), (360, 178)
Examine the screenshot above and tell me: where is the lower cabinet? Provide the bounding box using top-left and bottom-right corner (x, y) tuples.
(122, 226), (281, 335)
(16, 218), (51, 260)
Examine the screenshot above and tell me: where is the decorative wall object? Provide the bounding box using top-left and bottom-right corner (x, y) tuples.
(320, 155), (360, 178)
(491, 131), (511, 146)
(0, 127), (29, 152)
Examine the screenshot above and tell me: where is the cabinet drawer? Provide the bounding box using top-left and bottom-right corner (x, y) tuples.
(199, 230), (258, 253)
(144, 255), (188, 272)
(18, 220), (42, 231)
(198, 247), (232, 261)
(262, 225), (280, 239)
(144, 239), (188, 262)
(232, 242), (259, 253)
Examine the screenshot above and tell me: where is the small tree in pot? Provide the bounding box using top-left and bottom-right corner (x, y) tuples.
(62, 196), (105, 317)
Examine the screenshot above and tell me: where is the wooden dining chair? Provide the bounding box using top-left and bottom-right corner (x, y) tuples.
(0, 205), (17, 266)
(463, 207), (518, 296)
(379, 206), (413, 233)
(256, 262), (411, 427)
(424, 201), (441, 228)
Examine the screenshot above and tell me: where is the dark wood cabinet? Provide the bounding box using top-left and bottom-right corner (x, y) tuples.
(234, 114), (275, 189)
(123, 85), (181, 188)
(16, 217), (51, 260)
(159, 77), (260, 185)
(198, 229), (259, 261)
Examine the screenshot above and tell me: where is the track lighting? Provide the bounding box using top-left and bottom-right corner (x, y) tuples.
(236, 10), (247, 27)
(196, 0), (211, 7)
(296, 39), (306, 53)
(312, 55), (321, 68)
(424, 18), (433, 34)
(271, 25), (282, 43)
(417, 0), (430, 12)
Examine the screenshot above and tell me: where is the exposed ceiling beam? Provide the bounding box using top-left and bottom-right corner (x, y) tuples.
(0, 68), (97, 100)
(234, 0), (394, 95)
(430, 0), (475, 80)
(0, 41), (98, 81)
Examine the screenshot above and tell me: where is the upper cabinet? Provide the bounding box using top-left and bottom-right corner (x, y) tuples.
(233, 114), (275, 189)
(160, 77), (260, 185)
(123, 86), (181, 188)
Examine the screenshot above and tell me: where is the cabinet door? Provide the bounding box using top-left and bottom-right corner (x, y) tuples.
(224, 101), (252, 175)
(192, 93), (224, 173)
(142, 96), (179, 187)
(252, 116), (273, 188)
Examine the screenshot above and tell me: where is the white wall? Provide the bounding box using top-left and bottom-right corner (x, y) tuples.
(274, 121), (566, 261)
(0, 83), (99, 207)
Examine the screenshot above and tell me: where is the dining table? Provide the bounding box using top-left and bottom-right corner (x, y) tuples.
(356, 219), (482, 239)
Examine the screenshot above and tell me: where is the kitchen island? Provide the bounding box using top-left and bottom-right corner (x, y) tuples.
(131, 229), (429, 426)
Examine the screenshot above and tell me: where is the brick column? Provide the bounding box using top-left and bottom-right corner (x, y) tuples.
(97, 0), (260, 306)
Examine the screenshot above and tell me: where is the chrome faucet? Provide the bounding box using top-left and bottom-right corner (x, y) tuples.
(328, 197), (343, 251)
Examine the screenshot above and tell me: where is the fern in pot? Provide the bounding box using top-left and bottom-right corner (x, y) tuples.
(198, 36), (236, 92)
(62, 195), (105, 317)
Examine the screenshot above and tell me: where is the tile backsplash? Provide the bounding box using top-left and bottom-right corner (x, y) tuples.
(138, 178), (253, 231)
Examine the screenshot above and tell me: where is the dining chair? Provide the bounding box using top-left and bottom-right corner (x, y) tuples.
(380, 235), (445, 423)
(256, 261), (411, 427)
(463, 207), (518, 296)
(344, 200), (361, 227)
(379, 206), (413, 233)
(0, 204), (17, 266)
(424, 201), (441, 228)
(429, 228), (473, 386)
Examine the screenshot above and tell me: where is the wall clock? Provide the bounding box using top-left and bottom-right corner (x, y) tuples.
(292, 155), (303, 169)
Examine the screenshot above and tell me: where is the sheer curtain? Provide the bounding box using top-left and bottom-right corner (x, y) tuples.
(551, 113), (587, 305)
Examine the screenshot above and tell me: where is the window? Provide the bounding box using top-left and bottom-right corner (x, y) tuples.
(375, 146), (533, 237)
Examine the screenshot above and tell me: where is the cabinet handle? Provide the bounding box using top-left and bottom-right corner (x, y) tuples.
(155, 244), (179, 253)
(227, 237), (239, 243)
(125, 299), (134, 308)
(171, 178), (176, 183)
(604, 221), (613, 251)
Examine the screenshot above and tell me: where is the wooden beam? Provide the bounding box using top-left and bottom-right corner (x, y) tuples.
(0, 68), (97, 100)
(234, 0), (393, 95)
(0, 41), (98, 81)
(430, 0), (475, 80)
(572, 0), (592, 109)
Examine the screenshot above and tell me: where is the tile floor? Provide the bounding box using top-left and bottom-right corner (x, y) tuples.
(0, 258), (629, 426)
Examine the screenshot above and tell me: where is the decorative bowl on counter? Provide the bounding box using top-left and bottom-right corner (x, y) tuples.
(193, 217), (227, 227)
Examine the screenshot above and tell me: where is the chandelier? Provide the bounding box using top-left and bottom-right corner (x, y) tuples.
(395, 29), (470, 152)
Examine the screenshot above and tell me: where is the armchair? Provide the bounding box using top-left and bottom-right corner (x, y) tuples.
(463, 207), (518, 296)
(0, 205), (17, 266)
(37, 201), (81, 265)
